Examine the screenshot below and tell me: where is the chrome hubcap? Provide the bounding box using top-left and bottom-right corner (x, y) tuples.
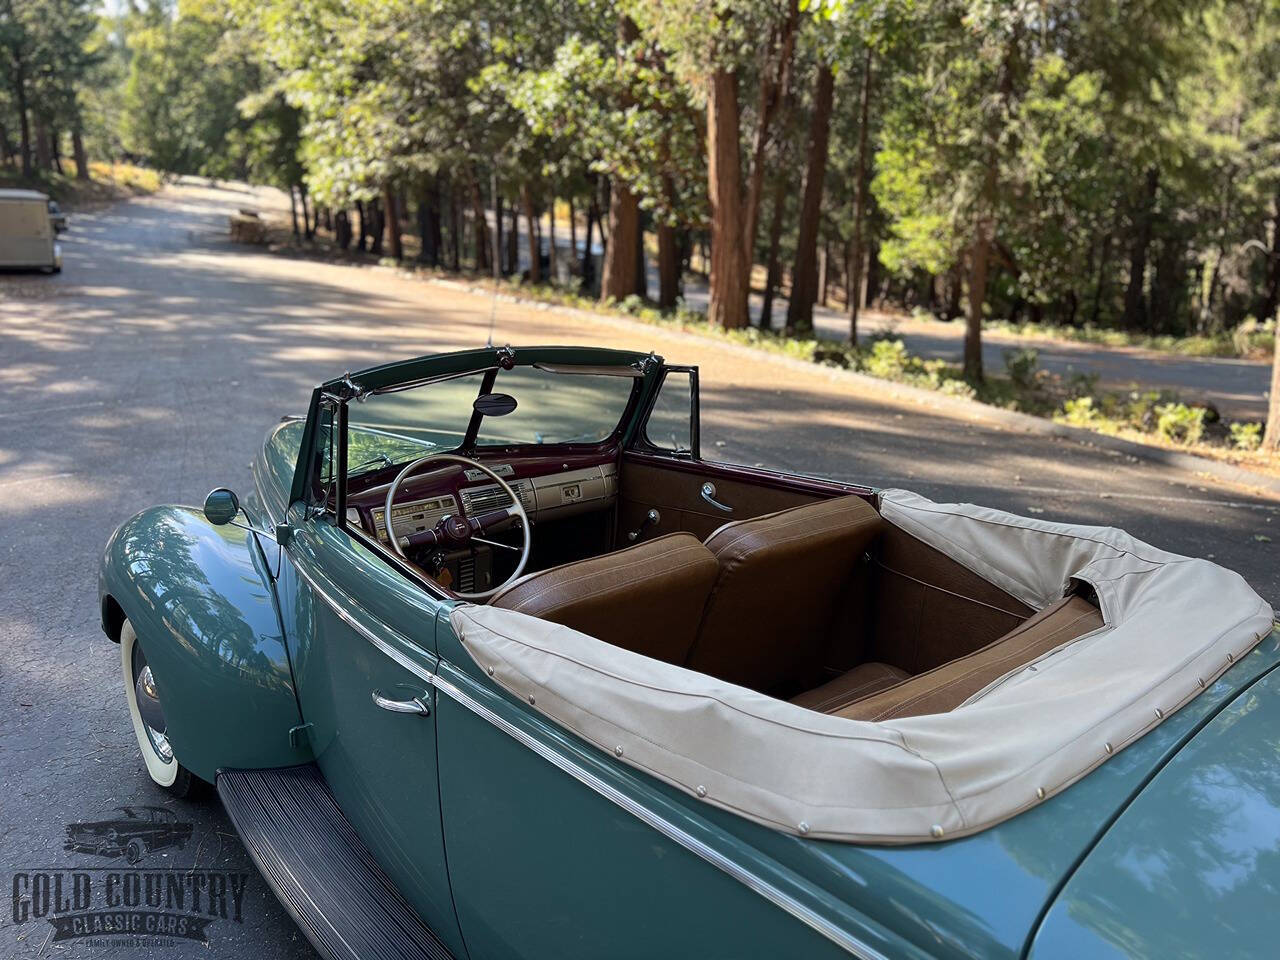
(133, 656), (173, 763)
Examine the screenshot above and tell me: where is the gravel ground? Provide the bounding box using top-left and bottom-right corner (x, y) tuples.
(1, 179), (1276, 959)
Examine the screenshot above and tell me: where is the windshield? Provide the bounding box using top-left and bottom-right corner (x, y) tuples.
(345, 366), (637, 478)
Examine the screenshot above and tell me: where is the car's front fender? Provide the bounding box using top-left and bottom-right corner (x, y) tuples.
(99, 506), (312, 781)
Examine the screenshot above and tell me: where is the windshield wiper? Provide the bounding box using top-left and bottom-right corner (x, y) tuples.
(349, 453), (395, 473)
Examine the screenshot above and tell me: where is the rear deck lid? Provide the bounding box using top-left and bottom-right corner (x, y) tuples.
(1028, 627), (1280, 959)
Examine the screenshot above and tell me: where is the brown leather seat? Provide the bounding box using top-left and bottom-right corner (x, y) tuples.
(489, 533), (720, 665)
(789, 662), (909, 712)
(793, 594), (1105, 720)
(687, 496), (885, 693)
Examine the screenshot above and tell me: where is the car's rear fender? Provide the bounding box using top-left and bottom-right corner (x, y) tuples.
(99, 505), (312, 782)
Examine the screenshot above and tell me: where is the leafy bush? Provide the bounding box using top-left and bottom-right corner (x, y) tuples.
(1060, 395), (1100, 426)
(1154, 403), (1207, 445)
(1003, 347), (1040, 389)
(864, 339), (910, 379)
(1230, 421), (1264, 451)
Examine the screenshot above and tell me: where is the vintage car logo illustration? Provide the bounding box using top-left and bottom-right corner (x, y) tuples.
(8, 807), (250, 947)
(63, 805), (194, 864)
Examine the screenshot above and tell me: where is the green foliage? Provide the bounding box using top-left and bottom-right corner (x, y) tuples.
(1155, 403), (1208, 445)
(1230, 421), (1264, 451)
(1003, 347), (1039, 390)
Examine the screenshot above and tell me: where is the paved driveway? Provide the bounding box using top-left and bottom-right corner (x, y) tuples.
(1, 180), (1277, 959)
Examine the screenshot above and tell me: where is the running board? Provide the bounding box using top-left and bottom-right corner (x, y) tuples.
(217, 765), (455, 960)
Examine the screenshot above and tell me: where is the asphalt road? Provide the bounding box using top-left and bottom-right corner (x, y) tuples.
(1, 180), (1278, 959)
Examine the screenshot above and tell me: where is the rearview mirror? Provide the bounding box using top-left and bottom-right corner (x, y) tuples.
(204, 487), (241, 525)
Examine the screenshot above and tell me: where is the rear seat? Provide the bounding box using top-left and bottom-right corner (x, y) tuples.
(792, 594), (1105, 720)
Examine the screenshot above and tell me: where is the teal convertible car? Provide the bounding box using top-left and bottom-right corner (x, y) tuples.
(99, 346), (1278, 960)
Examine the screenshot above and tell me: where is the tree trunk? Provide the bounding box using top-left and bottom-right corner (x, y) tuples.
(547, 196), (557, 283)
(1089, 229), (1112, 325)
(568, 197), (578, 268)
(785, 64), (835, 334)
(966, 227), (991, 381)
(506, 204), (519, 275)
(657, 176), (679, 309)
(743, 0), (799, 264)
(493, 188), (505, 272)
(634, 213), (647, 298)
(760, 170), (788, 330)
(418, 177), (442, 266)
(523, 183), (540, 283)
(33, 117), (50, 169)
(449, 180), (462, 270)
(818, 241), (829, 307)
(582, 186), (599, 292)
(1264, 324), (1280, 452)
(468, 180), (485, 269)
(300, 186), (313, 240)
(369, 200), (385, 256)
(335, 210), (352, 250)
(847, 48), (873, 343)
(707, 67), (750, 328)
(289, 186), (300, 239)
(1122, 167), (1159, 330)
(600, 179), (639, 299)
(600, 18), (641, 301)
(1258, 198), (1280, 324)
(383, 185), (402, 259)
(50, 128), (63, 174)
(356, 200), (368, 252)
(15, 57), (32, 177)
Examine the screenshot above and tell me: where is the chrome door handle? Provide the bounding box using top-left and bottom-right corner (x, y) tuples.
(371, 690), (430, 716)
(700, 482), (733, 513)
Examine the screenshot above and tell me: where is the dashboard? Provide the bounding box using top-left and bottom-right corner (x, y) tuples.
(347, 455), (619, 547)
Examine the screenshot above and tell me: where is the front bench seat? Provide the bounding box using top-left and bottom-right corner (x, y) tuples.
(687, 495), (885, 693)
(488, 533), (720, 665)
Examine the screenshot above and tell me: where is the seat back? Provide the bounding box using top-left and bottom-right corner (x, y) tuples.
(488, 533), (719, 664)
(830, 593), (1105, 721)
(687, 496), (885, 693)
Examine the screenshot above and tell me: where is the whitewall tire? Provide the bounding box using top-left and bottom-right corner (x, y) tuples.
(120, 619), (205, 798)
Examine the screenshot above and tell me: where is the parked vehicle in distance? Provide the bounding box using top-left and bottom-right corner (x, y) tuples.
(64, 806), (193, 864)
(0, 189), (62, 273)
(98, 346), (1279, 960)
(47, 198), (67, 233)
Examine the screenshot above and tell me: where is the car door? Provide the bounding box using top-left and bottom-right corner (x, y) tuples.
(279, 400), (466, 957)
(431, 369), (853, 959)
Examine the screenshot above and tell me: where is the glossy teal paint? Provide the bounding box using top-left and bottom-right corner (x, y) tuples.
(104, 346), (1280, 960)
(1028, 625), (1280, 960)
(98, 506), (312, 782)
(250, 418), (305, 523)
(279, 515), (465, 957)
(433, 650), (900, 960)
(434, 613), (1280, 960)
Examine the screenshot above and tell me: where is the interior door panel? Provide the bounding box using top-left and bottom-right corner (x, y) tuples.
(616, 454), (832, 541)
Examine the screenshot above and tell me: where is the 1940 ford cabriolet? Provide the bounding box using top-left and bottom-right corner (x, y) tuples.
(99, 346), (1279, 960)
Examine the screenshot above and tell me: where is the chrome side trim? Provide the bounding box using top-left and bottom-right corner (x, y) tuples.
(293, 550), (887, 959)
(431, 668), (888, 960)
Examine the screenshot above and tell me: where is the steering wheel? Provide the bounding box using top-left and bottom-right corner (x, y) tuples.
(384, 453), (531, 600)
